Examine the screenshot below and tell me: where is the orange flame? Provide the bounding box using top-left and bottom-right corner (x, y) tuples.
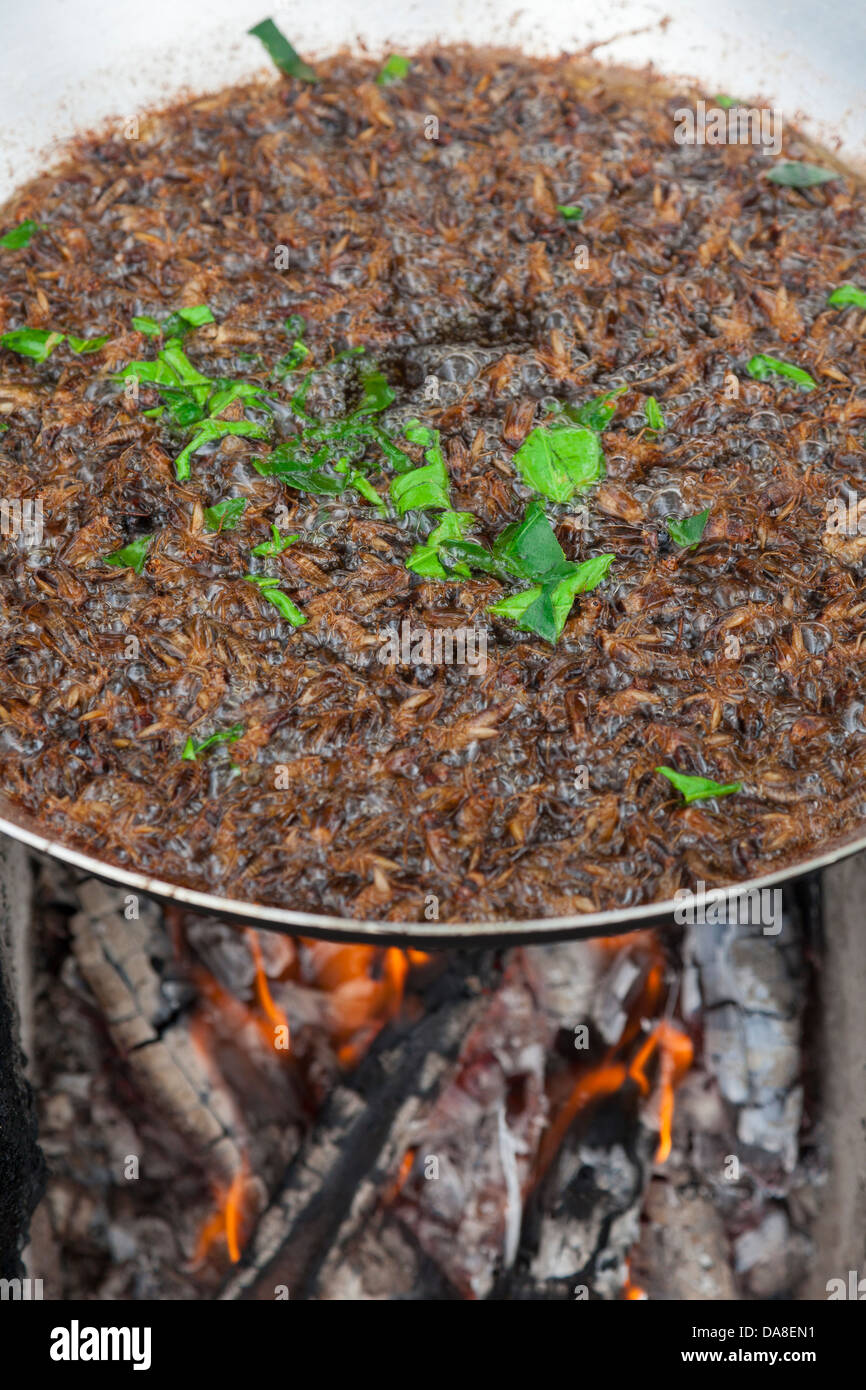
(194, 1166), (248, 1265)
(246, 929), (291, 1049)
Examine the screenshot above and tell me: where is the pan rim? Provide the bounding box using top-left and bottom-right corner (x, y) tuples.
(0, 796), (855, 943)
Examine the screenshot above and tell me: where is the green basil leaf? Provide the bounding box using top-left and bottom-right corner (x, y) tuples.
(766, 161), (838, 188)
(1, 329), (65, 362)
(352, 366), (395, 416)
(248, 18), (317, 82)
(244, 574), (306, 626)
(827, 283), (866, 310)
(666, 508), (710, 550)
(712, 94), (738, 109)
(174, 419), (268, 481)
(655, 766), (742, 804)
(406, 510), (476, 578)
(746, 354), (816, 390)
(513, 425), (605, 504)
(644, 395), (665, 430)
(250, 525), (299, 557)
(377, 55), (411, 85)
(182, 722), (244, 761)
(132, 315), (161, 337)
(390, 455), (451, 513)
(557, 386), (626, 433)
(0, 219), (43, 249)
(556, 205), (584, 220)
(493, 501), (565, 579)
(103, 534), (152, 575)
(204, 497), (247, 531)
(67, 334), (109, 354)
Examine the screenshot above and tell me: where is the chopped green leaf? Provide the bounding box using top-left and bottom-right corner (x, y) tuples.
(103, 534), (152, 575)
(249, 18), (317, 82)
(244, 574), (306, 625)
(377, 55), (411, 85)
(655, 766), (742, 804)
(182, 722), (244, 761)
(1, 329), (65, 362)
(513, 425), (605, 504)
(390, 456), (450, 513)
(403, 420), (432, 446)
(406, 510), (476, 578)
(352, 366), (395, 417)
(556, 205), (584, 221)
(0, 219), (43, 250)
(251, 525), (299, 557)
(204, 497), (247, 532)
(644, 396), (665, 431)
(746, 354), (816, 390)
(712, 94), (738, 109)
(493, 501), (566, 579)
(162, 304), (215, 339)
(556, 386), (626, 433)
(766, 162), (837, 188)
(175, 419), (268, 481)
(827, 283), (866, 310)
(488, 552), (614, 643)
(666, 508), (710, 550)
(67, 334), (109, 354)
(132, 315), (161, 337)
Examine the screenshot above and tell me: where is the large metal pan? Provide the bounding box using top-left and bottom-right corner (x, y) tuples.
(1, 0), (864, 945)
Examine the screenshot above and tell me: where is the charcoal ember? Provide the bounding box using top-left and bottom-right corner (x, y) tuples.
(185, 918), (258, 998)
(392, 955), (549, 1298)
(631, 1176), (738, 1301)
(684, 903), (804, 1171)
(734, 1209), (812, 1298)
(528, 1137), (650, 1299)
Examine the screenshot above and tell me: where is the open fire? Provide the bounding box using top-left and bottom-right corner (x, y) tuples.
(0, 849), (831, 1302)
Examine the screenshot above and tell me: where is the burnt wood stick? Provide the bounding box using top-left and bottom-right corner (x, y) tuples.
(219, 951), (499, 1300)
(0, 840), (45, 1277)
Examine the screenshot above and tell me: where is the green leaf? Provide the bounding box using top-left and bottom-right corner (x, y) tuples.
(251, 525), (299, 557)
(404, 419), (435, 446)
(513, 425), (605, 504)
(249, 18), (317, 82)
(644, 396), (665, 430)
(557, 386), (626, 433)
(182, 722), (244, 761)
(0, 219), (43, 249)
(204, 497), (247, 532)
(746, 354), (816, 390)
(655, 766), (742, 804)
(827, 283), (866, 310)
(666, 508), (710, 550)
(348, 470), (385, 510)
(377, 55), (411, 85)
(556, 205), (584, 221)
(162, 304), (214, 339)
(67, 334), (109, 354)
(406, 510), (475, 578)
(174, 419), (268, 480)
(766, 161), (837, 188)
(487, 553), (613, 643)
(390, 452), (451, 514)
(1, 329), (65, 362)
(352, 366), (395, 416)
(255, 441), (348, 494)
(244, 574), (306, 626)
(712, 94), (738, 109)
(493, 501), (565, 579)
(132, 315), (161, 337)
(103, 534), (152, 575)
